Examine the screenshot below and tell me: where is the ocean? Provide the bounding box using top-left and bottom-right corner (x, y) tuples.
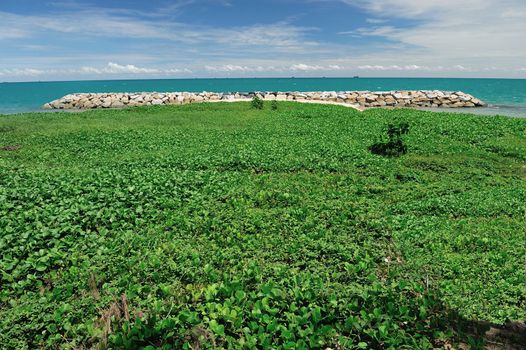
(1, 77), (526, 117)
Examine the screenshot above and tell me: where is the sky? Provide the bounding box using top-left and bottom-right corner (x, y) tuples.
(1, 0), (525, 81)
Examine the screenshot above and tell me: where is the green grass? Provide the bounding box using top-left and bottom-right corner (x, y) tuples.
(0, 102), (525, 349)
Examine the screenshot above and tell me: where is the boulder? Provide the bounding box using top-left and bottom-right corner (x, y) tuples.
(471, 98), (486, 106)
(295, 94), (307, 100)
(111, 100), (125, 108)
(101, 98), (112, 108)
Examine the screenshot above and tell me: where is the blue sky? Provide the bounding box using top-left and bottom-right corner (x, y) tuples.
(1, 0), (525, 81)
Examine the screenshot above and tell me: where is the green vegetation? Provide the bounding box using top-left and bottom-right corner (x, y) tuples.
(0, 102), (525, 349)
(369, 120), (410, 157)
(251, 96), (264, 110)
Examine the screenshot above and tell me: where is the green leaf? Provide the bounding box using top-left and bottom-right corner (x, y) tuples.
(209, 320), (225, 337)
(358, 341), (368, 349)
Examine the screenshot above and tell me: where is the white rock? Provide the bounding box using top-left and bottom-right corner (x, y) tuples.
(101, 98), (112, 108)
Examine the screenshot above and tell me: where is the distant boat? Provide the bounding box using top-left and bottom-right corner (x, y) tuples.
(353, 76), (360, 78)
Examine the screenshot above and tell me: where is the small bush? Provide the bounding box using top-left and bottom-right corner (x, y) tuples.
(370, 120), (410, 157)
(271, 100), (278, 111)
(251, 96), (264, 110)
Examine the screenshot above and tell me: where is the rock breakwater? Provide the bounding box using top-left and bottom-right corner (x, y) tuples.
(43, 90), (487, 110)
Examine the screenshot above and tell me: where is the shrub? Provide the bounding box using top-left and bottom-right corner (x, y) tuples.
(369, 120), (410, 156)
(251, 96), (264, 110)
(271, 100), (278, 111)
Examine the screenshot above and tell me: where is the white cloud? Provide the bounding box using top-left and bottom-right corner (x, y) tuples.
(365, 18), (387, 24)
(1, 63), (191, 78)
(206, 65), (269, 72)
(165, 68), (193, 74)
(339, 25), (396, 36)
(358, 65), (394, 71)
(203, 63), (343, 73)
(79, 62), (192, 75)
(0, 1), (525, 79)
(105, 62), (159, 74)
(0, 10), (174, 40)
(331, 0), (526, 76)
(78, 66), (101, 74)
(209, 24), (318, 49)
(356, 64), (473, 71)
(0, 9), (317, 53)
(344, 0), (526, 62)
(357, 65), (422, 71)
(0, 27), (29, 40)
(290, 63), (343, 71)
(290, 64), (322, 71)
(0, 68), (48, 76)
(337, 0), (490, 18)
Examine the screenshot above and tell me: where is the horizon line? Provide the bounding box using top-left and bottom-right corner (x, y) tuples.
(3, 76), (526, 84)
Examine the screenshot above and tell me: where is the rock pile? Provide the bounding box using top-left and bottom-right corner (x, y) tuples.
(43, 90), (487, 110)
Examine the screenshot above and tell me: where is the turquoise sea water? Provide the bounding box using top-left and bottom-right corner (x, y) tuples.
(1, 77), (526, 117)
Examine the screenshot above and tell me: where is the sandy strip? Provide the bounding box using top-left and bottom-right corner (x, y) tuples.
(205, 98), (365, 112)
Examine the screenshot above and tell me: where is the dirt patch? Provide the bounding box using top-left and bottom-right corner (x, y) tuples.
(1, 145), (21, 151)
(483, 321), (526, 349)
(96, 294), (131, 348)
(0, 126), (15, 133)
(459, 320), (526, 350)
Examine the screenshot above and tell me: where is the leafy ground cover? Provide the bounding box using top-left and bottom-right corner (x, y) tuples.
(0, 102), (525, 349)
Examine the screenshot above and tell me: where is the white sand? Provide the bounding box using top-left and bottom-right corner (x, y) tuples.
(205, 98), (364, 111)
